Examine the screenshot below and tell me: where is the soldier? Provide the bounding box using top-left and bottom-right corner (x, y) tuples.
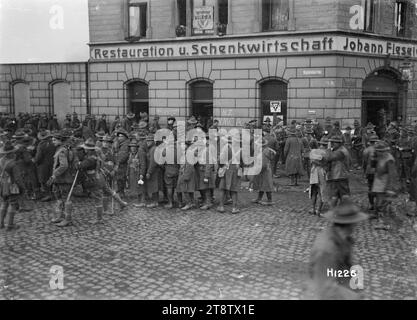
(251, 138), (276, 205)
(324, 135), (351, 208)
(112, 128), (130, 198)
(34, 130), (56, 202)
(96, 114), (109, 133)
(307, 201), (367, 300)
(123, 112), (136, 132)
(149, 115), (161, 134)
(351, 120), (365, 170)
(301, 129), (318, 180)
(111, 115), (121, 133)
(71, 112), (80, 129)
(372, 141), (399, 229)
(160, 135), (179, 209)
(196, 136), (217, 210)
(362, 134), (379, 213)
(0, 141), (21, 231)
(47, 129), (75, 227)
(176, 141), (197, 211)
(284, 128), (304, 186)
(126, 139), (139, 200)
(47, 114), (60, 132)
(132, 133), (148, 208)
(396, 127), (413, 192)
(145, 133), (163, 208)
(38, 113), (49, 131)
(343, 126), (353, 169)
(63, 113), (72, 129)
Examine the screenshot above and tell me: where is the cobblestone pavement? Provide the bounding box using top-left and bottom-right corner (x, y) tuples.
(1, 170), (417, 300)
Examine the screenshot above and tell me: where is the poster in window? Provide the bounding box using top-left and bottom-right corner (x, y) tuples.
(193, 6), (214, 34)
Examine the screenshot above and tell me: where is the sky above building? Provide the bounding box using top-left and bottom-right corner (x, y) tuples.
(0, 0), (89, 64)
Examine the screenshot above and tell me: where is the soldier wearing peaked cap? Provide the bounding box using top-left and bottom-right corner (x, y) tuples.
(112, 128), (130, 199)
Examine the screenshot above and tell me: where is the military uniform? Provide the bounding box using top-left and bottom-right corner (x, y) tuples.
(351, 122), (365, 169)
(49, 131), (75, 227)
(362, 135), (379, 211)
(113, 129), (130, 197)
(34, 131), (56, 201)
(146, 139), (163, 208)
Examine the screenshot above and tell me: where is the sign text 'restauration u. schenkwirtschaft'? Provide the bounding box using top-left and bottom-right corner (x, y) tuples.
(91, 35), (417, 60)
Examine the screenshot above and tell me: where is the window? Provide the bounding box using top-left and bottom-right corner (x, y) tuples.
(128, 1), (147, 38)
(218, 0), (228, 25)
(394, 1), (407, 37)
(363, 0), (375, 32)
(12, 81), (30, 114)
(262, 0), (289, 31)
(127, 81), (149, 121)
(190, 80), (213, 131)
(177, 0), (187, 27)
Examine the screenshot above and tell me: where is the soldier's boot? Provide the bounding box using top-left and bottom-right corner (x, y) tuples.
(0, 203), (7, 229)
(6, 207), (19, 231)
(164, 191), (174, 209)
(51, 200), (65, 223)
(19, 195), (32, 212)
(91, 206), (103, 224)
(103, 196), (111, 214)
(200, 197), (212, 210)
(56, 205), (72, 227)
(112, 191), (128, 209)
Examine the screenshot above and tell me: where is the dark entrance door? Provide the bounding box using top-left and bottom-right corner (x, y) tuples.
(127, 81), (149, 122)
(260, 79), (288, 125)
(362, 70), (400, 137)
(191, 81), (213, 131)
(362, 99), (397, 137)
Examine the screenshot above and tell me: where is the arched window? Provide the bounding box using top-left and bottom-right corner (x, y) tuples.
(260, 79), (287, 124)
(127, 80), (149, 121)
(12, 81), (30, 114)
(190, 80), (213, 130)
(51, 81), (71, 121)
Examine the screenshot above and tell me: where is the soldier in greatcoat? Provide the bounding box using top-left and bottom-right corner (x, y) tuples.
(176, 142), (197, 210)
(34, 130), (56, 202)
(126, 139), (139, 200)
(251, 138), (276, 205)
(362, 134), (379, 213)
(284, 128), (304, 186)
(132, 133), (148, 208)
(161, 136), (179, 209)
(196, 136), (217, 210)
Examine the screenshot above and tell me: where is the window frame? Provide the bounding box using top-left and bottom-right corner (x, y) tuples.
(363, 0), (376, 33)
(394, 0), (407, 37)
(261, 0), (290, 32)
(127, 1), (148, 39)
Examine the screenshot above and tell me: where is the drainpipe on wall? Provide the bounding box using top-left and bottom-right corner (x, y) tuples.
(86, 61), (90, 114)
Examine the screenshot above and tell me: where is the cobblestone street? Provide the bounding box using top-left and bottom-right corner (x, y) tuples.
(1, 171), (417, 300)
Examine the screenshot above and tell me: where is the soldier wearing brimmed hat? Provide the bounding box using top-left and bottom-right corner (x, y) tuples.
(301, 128), (319, 180)
(324, 135), (351, 208)
(34, 130), (56, 202)
(126, 139), (139, 200)
(307, 200), (367, 300)
(0, 141), (21, 231)
(112, 128), (130, 199)
(352, 119), (365, 170)
(123, 112), (137, 133)
(145, 133), (162, 208)
(371, 140), (399, 229)
(362, 134), (379, 214)
(47, 128), (75, 227)
(131, 132), (148, 208)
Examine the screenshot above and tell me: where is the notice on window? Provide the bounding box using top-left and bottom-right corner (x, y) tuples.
(270, 101), (282, 113)
(193, 6), (214, 32)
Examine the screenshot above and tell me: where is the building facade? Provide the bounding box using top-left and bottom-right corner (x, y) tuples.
(1, 0), (417, 130)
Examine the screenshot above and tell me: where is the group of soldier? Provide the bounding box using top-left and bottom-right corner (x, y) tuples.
(0, 110), (416, 234)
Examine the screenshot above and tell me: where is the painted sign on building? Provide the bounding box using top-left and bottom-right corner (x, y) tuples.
(193, 6), (214, 34)
(90, 34), (417, 61)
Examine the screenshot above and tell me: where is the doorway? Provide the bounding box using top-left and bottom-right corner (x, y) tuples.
(260, 79), (288, 125)
(190, 80), (213, 131)
(127, 81), (149, 122)
(362, 69), (401, 137)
